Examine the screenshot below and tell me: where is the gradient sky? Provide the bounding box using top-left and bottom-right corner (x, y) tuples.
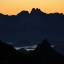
(0, 0), (64, 15)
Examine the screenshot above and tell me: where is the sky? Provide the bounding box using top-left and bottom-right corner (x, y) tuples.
(0, 0), (64, 15)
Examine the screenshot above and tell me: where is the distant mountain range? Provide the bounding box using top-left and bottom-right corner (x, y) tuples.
(0, 8), (64, 43)
(0, 8), (64, 54)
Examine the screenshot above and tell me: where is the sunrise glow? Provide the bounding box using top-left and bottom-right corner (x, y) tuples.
(0, 0), (64, 15)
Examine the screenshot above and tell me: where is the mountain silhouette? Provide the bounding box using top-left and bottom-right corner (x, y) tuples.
(30, 39), (64, 64)
(0, 40), (28, 64)
(0, 40), (64, 64)
(0, 8), (64, 44)
(0, 8), (64, 54)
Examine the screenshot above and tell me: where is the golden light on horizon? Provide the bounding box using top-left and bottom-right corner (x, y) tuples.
(0, 0), (64, 15)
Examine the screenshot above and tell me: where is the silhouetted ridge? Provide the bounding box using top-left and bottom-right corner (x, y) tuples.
(31, 40), (64, 64)
(34, 39), (63, 56)
(0, 40), (17, 57)
(17, 10), (29, 16)
(35, 39), (51, 52)
(30, 8), (46, 16)
(0, 40), (64, 64)
(0, 40), (28, 64)
(0, 8), (64, 16)
(0, 9), (64, 64)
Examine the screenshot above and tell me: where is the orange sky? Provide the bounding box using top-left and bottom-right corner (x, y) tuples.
(0, 0), (64, 15)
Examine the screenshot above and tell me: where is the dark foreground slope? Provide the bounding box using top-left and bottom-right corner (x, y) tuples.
(0, 40), (64, 64)
(31, 39), (64, 64)
(0, 40), (29, 64)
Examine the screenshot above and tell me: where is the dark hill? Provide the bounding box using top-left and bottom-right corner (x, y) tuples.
(32, 39), (64, 64)
(0, 40), (28, 64)
(0, 40), (64, 64)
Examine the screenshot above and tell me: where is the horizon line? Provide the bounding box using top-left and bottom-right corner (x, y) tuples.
(0, 8), (64, 16)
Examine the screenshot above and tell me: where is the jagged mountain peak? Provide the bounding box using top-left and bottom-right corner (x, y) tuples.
(36, 39), (51, 49)
(30, 8), (46, 15)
